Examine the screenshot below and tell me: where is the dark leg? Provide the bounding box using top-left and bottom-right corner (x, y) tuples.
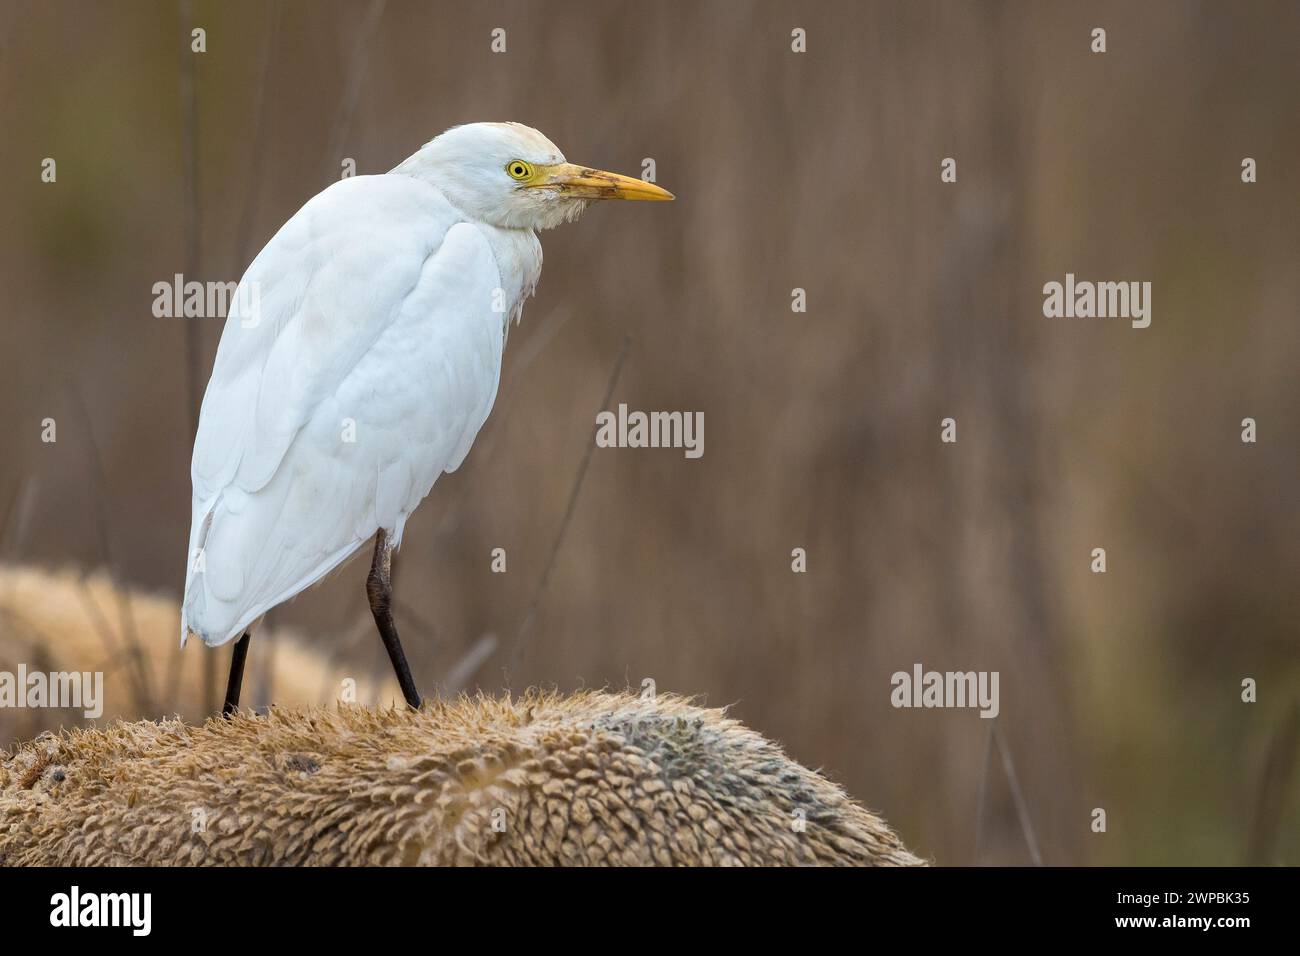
(367, 529), (422, 708)
(222, 632), (250, 717)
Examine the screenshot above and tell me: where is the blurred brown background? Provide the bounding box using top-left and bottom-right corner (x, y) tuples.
(1, 0), (1297, 865)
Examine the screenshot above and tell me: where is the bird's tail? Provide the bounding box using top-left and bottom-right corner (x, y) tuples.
(180, 494), (217, 647)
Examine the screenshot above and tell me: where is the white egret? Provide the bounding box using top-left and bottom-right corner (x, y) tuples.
(180, 122), (673, 713)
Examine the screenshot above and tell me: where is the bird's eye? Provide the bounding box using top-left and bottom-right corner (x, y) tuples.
(506, 160), (533, 181)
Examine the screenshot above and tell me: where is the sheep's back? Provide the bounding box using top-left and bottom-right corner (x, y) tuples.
(0, 691), (925, 867)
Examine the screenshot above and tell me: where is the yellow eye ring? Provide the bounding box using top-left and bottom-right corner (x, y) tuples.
(506, 160), (534, 181)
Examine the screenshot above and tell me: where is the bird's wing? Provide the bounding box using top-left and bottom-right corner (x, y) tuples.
(182, 174), (507, 646)
(192, 176), (455, 502)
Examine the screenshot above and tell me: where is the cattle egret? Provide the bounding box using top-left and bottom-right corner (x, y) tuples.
(180, 122), (673, 713)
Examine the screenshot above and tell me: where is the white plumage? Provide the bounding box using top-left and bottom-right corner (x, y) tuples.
(182, 122), (671, 651)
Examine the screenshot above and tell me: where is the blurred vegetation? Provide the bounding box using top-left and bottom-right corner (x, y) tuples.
(0, 0), (1297, 864)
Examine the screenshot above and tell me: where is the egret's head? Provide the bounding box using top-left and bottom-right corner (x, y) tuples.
(395, 122), (673, 230)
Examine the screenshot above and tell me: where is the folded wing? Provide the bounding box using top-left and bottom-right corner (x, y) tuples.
(182, 174), (506, 646)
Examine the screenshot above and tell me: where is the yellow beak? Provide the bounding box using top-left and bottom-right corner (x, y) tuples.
(532, 162), (674, 201)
